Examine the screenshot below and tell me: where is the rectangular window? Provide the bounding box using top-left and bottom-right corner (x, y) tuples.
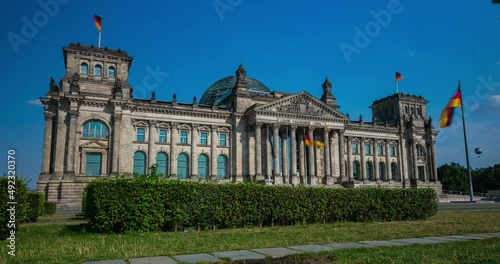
(378, 145), (384, 155)
(200, 132), (208, 145)
(390, 145), (396, 156)
(159, 129), (167, 143)
(180, 130), (188, 144)
(418, 166), (425, 181)
(365, 144), (371, 155)
(136, 128), (145, 142)
(85, 153), (102, 176)
(352, 143), (359, 154)
(220, 134), (227, 146)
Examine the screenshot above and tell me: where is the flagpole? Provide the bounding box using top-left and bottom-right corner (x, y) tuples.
(396, 80), (399, 94)
(98, 31), (101, 48)
(458, 80), (474, 202)
(267, 125), (271, 186)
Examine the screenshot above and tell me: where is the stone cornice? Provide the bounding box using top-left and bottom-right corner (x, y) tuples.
(345, 125), (399, 135)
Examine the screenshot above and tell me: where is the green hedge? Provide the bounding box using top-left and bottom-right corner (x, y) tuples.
(44, 202), (57, 215)
(0, 177), (29, 240)
(83, 179), (438, 233)
(27, 192), (44, 222)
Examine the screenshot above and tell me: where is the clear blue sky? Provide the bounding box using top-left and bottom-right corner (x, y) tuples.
(1, 0), (499, 189)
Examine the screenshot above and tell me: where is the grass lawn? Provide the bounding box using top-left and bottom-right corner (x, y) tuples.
(1, 211), (500, 264)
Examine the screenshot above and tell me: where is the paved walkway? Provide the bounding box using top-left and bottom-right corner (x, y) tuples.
(83, 232), (500, 264)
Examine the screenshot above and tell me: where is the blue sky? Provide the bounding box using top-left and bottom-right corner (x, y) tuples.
(1, 0), (499, 189)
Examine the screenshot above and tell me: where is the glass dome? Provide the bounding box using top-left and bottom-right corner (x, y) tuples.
(199, 76), (270, 106)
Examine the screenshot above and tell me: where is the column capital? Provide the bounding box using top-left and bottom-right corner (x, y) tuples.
(255, 121), (263, 128)
(149, 120), (157, 126)
(114, 113), (122, 122)
(192, 123), (199, 130)
(68, 110), (79, 119)
(272, 123), (280, 131)
(44, 111), (55, 121)
(308, 125), (315, 131)
(211, 124), (218, 131)
(290, 124), (298, 131)
(171, 122), (179, 129)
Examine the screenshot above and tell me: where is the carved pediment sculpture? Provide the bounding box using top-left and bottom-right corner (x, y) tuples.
(277, 96), (325, 116)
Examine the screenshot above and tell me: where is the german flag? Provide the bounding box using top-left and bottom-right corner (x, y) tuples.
(94, 15), (102, 31)
(396, 72), (403, 82)
(305, 134), (325, 147)
(305, 134), (313, 146)
(439, 84), (462, 128)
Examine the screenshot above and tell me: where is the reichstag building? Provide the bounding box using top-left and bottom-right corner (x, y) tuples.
(37, 43), (442, 211)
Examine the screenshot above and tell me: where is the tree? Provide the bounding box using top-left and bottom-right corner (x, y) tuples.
(437, 162), (468, 191)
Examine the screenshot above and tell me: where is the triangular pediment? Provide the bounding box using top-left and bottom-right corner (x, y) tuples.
(80, 140), (108, 149)
(253, 92), (348, 120)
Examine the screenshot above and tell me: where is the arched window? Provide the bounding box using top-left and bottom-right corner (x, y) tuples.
(217, 155), (228, 179)
(80, 63), (88, 75)
(379, 162), (385, 181)
(85, 152), (102, 176)
(108, 66), (116, 78)
(198, 154), (209, 179)
(411, 106), (415, 115)
(391, 163), (397, 181)
(156, 152), (168, 177)
(405, 105), (409, 114)
(366, 162), (373, 181)
(94, 65), (102, 77)
(177, 153), (189, 179)
(82, 120), (108, 138)
(133, 151), (147, 175)
(353, 161), (360, 180)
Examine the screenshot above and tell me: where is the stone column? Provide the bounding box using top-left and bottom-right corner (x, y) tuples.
(412, 140), (418, 181)
(191, 124), (199, 179)
(169, 122), (178, 179)
(347, 137), (353, 180)
(307, 127), (316, 185)
(281, 128), (288, 184)
(298, 129), (305, 184)
(290, 125), (299, 184)
(210, 125), (218, 180)
(400, 138), (409, 186)
(360, 138), (366, 181)
(332, 131), (339, 178)
(385, 141), (391, 181)
(338, 130), (345, 179)
(324, 129), (333, 184)
(64, 110), (79, 177)
(40, 112), (55, 179)
(373, 140), (379, 181)
(53, 110), (67, 179)
(148, 120), (157, 174)
(272, 124), (281, 184)
(266, 125), (272, 180)
(255, 122), (263, 181)
(431, 140), (438, 182)
(111, 113), (122, 176)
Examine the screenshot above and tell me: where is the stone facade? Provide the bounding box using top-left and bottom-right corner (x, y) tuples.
(37, 43), (442, 211)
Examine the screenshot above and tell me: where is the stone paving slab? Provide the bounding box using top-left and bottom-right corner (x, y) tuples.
(442, 235), (484, 240)
(213, 250), (266, 261)
(324, 242), (374, 249)
(390, 238), (444, 245)
(464, 233), (499, 239)
(173, 253), (220, 263)
(129, 256), (177, 264)
(288, 245), (334, 252)
(359, 240), (407, 247)
(83, 260), (126, 264)
(422, 236), (463, 242)
(252, 248), (300, 258)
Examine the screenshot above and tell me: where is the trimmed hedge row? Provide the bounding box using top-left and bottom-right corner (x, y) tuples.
(27, 192), (44, 222)
(83, 179), (438, 233)
(44, 202), (56, 215)
(0, 177), (29, 239)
